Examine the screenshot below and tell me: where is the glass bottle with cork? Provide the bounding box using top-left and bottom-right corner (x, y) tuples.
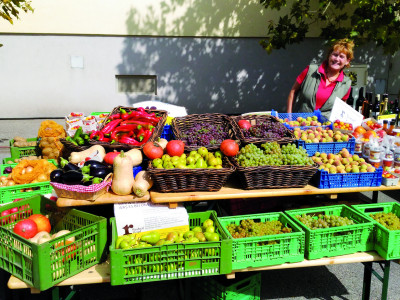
(356, 87), (364, 114)
(381, 94), (389, 115)
(372, 94), (381, 119)
(362, 92), (372, 118)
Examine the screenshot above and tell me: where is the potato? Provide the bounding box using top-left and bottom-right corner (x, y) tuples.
(39, 141), (50, 149)
(42, 147), (53, 156)
(13, 136), (27, 142)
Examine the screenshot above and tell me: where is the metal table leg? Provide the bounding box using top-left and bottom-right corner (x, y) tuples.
(362, 261), (391, 300)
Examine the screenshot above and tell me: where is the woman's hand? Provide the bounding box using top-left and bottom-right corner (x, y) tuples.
(287, 81), (301, 113)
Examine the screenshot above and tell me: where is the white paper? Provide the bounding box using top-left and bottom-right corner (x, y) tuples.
(329, 97), (364, 128)
(131, 100), (188, 118)
(113, 202), (189, 237)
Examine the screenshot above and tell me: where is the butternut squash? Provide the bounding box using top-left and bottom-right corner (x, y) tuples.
(112, 151), (135, 195)
(69, 145), (106, 164)
(157, 138), (168, 150)
(132, 171), (153, 197)
(125, 148), (143, 167)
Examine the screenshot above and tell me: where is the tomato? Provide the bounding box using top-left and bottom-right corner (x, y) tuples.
(104, 151), (121, 165)
(165, 140), (185, 157)
(1, 210), (11, 226)
(13, 219), (38, 239)
(354, 126), (367, 135)
(143, 142), (164, 159)
(220, 139), (239, 157)
(55, 241), (77, 262)
(238, 120), (251, 130)
(28, 214), (51, 233)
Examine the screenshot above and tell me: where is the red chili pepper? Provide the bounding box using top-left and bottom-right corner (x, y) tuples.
(119, 136), (142, 146)
(90, 131), (105, 141)
(120, 120), (153, 129)
(99, 137), (110, 142)
(90, 130), (100, 139)
(136, 107), (146, 113)
(127, 110), (160, 122)
(136, 128), (146, 141)
(101, 119), (122, 134)
(110, 126), (135, 141)
(134, 115), (160, 125)
(120, 108), (132, 120)
(109, 113), (121, 120)
(141, 128), (154, 144)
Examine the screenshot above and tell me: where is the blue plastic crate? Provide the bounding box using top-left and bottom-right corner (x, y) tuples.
(160, 124), (174, 141)
(296, 138), (356, 156)
(133, 165), (143, 178)
(313, 167), (383, 189)
(271, 109), (333, 130)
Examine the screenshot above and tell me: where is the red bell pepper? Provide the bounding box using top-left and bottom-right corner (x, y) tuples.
(101, 119), (122, 134)
(118, 136), (142, 146)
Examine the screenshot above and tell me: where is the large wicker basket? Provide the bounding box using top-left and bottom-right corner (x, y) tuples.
(148, 157), (235, 192)
(230, 157), (318, 189)
(89, 106), (167, 151)
(231, 114), (295, 145)
(171, 113), (241, 152)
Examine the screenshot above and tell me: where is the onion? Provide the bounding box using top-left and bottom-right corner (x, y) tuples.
(0, 176), (7, 183)
(6, 180), (15, 186)
(21, 168), (26, 175)
(37, 174), (48, 182)
(25, 166), (34, 173)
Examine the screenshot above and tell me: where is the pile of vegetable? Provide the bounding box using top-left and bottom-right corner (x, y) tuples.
(64, 126), (91, 146)
(12, 136), (37, 147)
(90, 107), (162, 146)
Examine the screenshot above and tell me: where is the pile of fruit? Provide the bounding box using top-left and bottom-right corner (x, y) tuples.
(295, 214), (354, 229)
(333, 120), (353, 131)
(238, 119), (290, 140)
(364, 120), (382, 130)
(115, 218), (220, 249)
(226, 218), (292, 242)
(312, 148), (376, 174)
(382, 171), (397, 179)
(236, 142), (314, 167)
(293, 127), (351, 143)
(370, 212), (400, 230)
(278, 116), (331, 127)
(181, 122), (228, 146)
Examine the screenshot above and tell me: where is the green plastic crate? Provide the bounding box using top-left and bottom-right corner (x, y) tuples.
(352, 202), (400, 260)
(0, 160), (58, 204)
(109, 210), (232, 286)
(90, 112), (110, 116)
(9, 138), (39, 159)
(2, 157), (15, 164)
(219, 212), (305, 270)
(191, 272), (261, 300)
(0, 159), (58, 176)
(0, 195), (107, 291)
(285, 205), (375, 260)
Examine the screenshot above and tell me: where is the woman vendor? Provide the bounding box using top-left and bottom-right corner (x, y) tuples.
(287, 39), (354, 119)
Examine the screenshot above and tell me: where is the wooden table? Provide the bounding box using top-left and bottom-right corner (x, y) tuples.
(6, 252), (383, 290)
(150, 181), (400, 208)
(56, 191), (150, 207)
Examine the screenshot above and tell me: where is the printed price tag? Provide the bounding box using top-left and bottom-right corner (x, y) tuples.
(329, 97), (364, 128)
(113, 202), (189, 238)
(377, 114), (397, 125)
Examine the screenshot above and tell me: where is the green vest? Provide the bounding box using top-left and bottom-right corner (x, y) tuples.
(293, 64), (351, 119)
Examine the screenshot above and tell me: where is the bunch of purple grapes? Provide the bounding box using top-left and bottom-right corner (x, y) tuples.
(242, 121), (288, 139)
(182, 122), (228, 146)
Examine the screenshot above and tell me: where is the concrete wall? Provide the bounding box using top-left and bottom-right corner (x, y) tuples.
(0, 1), (398, 118)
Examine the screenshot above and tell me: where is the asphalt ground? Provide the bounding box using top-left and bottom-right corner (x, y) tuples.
(1, 119), (400, 300)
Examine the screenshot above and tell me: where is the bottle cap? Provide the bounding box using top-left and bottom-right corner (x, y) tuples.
(383, 120), (388, 124)
(390, 120), (396, 125)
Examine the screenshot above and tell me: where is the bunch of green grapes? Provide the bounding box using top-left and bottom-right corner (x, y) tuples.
(236, 142), (313, 167)
(370, 212), (400, 230)
(295, 214), (355, 229)
(226, 218), (292, 239)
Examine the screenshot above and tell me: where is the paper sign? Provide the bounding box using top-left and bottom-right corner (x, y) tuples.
(113, 202), (189, 238)
(329, 97), (364, 128)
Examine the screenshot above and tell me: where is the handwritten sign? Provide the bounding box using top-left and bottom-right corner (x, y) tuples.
(329, 97), (364, 128)
(113, 202), (189, 238)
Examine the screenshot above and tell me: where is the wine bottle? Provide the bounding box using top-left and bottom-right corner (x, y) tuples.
(393, 98), (400, 126)
(382, 94), (389, 115)
(356, 87), (364, 114)
(372, 94), (381, 119)
(347, 87), (354, 108)
(367, 92), (373, 118)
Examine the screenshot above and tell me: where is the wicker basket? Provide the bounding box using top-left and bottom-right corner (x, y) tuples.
(171, 113), (241, 151)
(230, 157), (318, 189)
(231, 114), (295, 145)
(59, 138), (90, 159)
(89, 106), (168, 151)
(50, 174), (112, 200)
(148, 157), (235, 192)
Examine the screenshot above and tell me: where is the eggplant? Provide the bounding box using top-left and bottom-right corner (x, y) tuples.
(50, 169), (64, 183)
(83, 160), (109, 170)
(61, 170), (93, 185)
(90, 167), (112, 179)
(60, 157), (80, 172)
